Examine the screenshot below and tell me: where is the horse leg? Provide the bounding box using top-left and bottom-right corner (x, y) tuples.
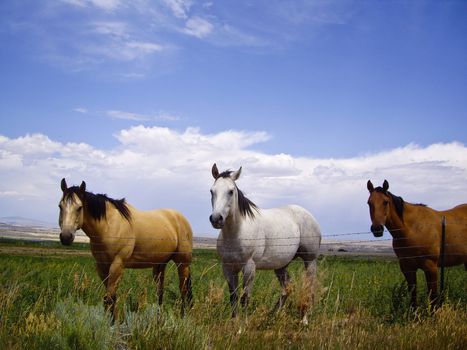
(152, 263), (167, 306)
(105, 257), (124, 322)
(400, 263), (417, 309)
(273, 266), (291, 312)
(240, 259), (256, 310)
(96, 262), (113, 316)
(301, 259), (318, 325)
(423, 260), (439, 308)
(222, 264), (239, 318)
(96, 262), (110, 288)
(176, 262), (193, 316)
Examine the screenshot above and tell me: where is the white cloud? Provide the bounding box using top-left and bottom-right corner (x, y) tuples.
(106, 110), (179, 121)
(126, 41), (164, 53)
(91, 21), (129, 38)
(163, 0), (193, 19)
(182, 16), (214, 38)
(61, 0), (122, 11)
(82, 21), (165, 62)
(0, 134), (61, 156)
(1, 127), (466, 237)
(74, 107), (88, 114)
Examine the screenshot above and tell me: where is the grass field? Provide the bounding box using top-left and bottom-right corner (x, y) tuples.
(0, 239), (466, 349)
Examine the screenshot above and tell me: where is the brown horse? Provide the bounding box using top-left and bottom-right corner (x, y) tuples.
(58, 178), (193, 320)
(367, 180), (467, 308)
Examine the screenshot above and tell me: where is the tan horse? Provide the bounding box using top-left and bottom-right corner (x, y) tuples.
(58, 178), (193, 320)
(367, 180), (467, 308)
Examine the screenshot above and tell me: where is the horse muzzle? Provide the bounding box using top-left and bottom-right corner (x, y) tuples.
(209, 213), (224, 229)
(59, 231), (75, 246)
(370, 225), (384, 238)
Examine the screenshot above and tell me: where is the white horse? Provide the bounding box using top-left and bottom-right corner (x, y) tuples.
(209, 164), (321, 323)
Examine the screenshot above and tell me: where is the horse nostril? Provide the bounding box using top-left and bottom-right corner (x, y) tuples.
(60, 232), (73, 246)
(209, 214), (224, 228)
(370, 225), (384, 237)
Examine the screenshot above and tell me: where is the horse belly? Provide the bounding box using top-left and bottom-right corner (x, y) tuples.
(443, 246), (467, 267)
(257, 211), (301, 269)
(443, 226), (467, 266)
(255, 240), (299, 269)
(128, 239), (177, 267)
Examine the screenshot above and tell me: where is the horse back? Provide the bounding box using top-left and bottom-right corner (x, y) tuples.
(285, 205), (321, 240)
(400, 203), (467, 267)
(128, 207), (193, 265)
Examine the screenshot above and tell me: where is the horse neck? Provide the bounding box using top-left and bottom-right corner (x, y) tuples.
(222, 203), (245, 237)
(81, 205), (107, 242)
(385, 201), (406, 239)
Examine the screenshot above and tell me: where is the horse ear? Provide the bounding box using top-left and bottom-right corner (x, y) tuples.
(212, 163), (219, 179)
(79, 181), (86, 194)
(231, 166), (242, 181)
(367, 180), (374, 193)
(61, 178), (68, 192)
(382, 180), (389, 192)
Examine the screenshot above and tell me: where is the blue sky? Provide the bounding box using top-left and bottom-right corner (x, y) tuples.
(0, 0), (466, 239)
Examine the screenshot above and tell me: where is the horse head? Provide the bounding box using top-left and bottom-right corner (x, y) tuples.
(209, 163), (242, 229)
(58, 178), (86, 245)
(366, 179), (390, 237)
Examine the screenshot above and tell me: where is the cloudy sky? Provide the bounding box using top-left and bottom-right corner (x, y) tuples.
(0, 0), (466, 240)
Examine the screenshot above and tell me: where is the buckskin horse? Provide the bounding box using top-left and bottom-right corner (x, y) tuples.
(58, 179), (193, 320)
(367, 179), (467, 308)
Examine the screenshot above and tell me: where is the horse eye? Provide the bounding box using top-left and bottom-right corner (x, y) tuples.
(383, 201), (389, 206)
(228, 190), (234, 196)
(77, 206), (83, 212)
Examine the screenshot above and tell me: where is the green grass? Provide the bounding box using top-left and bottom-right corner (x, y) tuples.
(0, 237), (90, 250)
(0, 241), (466, 349)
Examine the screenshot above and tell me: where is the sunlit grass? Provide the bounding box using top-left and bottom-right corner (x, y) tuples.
(0, 242), (465, 349)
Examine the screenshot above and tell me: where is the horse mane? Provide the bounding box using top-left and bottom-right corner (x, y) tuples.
(64, 186), (131, 222)
(374, 186), (427, 221)
(374, 186), (405, 220)
(218, 170), (259, 219)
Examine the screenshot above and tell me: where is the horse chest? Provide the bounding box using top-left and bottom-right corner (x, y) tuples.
(217, 237), (259, 264)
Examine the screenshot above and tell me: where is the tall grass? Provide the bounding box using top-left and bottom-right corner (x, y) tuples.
(0, 244), (466, 349)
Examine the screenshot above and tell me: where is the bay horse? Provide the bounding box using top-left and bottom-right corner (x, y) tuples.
(58, 178), (193, 320)
(367, 180), (467, 308)
(209, 164), (321, 323)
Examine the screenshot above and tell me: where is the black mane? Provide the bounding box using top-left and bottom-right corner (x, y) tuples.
(237, 187), (258, 218)
(374, 186), (426, 221)
(218, 170), (258, 218)
(64, 186), (131, 222)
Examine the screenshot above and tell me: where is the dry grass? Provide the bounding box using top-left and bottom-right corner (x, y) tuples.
(0, 245), (465, 349)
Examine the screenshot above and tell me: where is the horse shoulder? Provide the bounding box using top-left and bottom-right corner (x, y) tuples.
(99, 203), (135, 244)
(398, 205), (445, 263)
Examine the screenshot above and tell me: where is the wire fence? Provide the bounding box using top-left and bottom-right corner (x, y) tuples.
(2, 221), (466, 312)
(2, 218), (467, 261)
(1, 226), (466, 270)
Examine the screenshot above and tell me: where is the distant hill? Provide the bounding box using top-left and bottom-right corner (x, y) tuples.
(0, 216), (56, 228)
